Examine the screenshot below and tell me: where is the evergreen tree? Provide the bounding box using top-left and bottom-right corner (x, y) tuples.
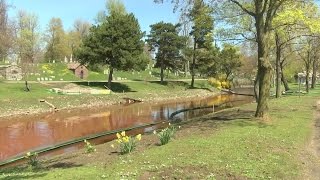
(147, 22), (185, 84)
(189, 0), (214, 88)
(219, 44), (241, 81)
(76, 2), (144, 89)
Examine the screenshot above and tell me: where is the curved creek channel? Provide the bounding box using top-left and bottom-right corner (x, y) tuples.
(0, 88), (254, 164)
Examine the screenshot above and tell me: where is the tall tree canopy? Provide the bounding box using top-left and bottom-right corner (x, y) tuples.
(76, 0), (145, 88)
(44, 17), (70, 62)
(16, 10), (41, 64)
(156, 0), (315, 118)
(189, 0), (214, 88)
(219, 44), (241, 81)
(0, 0), (14, 60)
(67, 19), (91, 61)
(147, 22), (185, 84)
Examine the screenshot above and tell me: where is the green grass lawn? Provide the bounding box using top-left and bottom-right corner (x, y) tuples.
(23, 63), (192, 81)
(0, 85), (318, 179)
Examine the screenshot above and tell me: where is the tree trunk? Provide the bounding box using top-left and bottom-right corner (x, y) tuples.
(191, 41), (196, 88)
(280, 62), (290, 91)
(160, 58), (164, 84)
(281, 72), (290, 91)
(305, 52), (311, 93)
(275, 33), (281, 98)
(185, 60), (189, 78)
(311, 58), (317, 89)
(107, 66), (114, 89)
(253, 74), (259, 102)
(306, 69), (310, 93)
(255, 17), (272, 118)
(25, 80), (30, 92)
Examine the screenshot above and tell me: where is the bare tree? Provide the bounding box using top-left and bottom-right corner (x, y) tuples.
(16, 10), (41, 91)
(0, 0), (14, 61)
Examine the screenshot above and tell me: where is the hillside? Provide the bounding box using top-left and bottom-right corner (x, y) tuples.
(24, 63), (191, 82)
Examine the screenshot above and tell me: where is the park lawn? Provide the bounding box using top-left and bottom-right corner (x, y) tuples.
(0, 80), (212, 117)
(0, 86), (318, 179)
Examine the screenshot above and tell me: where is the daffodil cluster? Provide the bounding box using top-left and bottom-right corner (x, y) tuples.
(84, 139), (96, 153)
(25, 152), (39, 167)
(113, 131), (142, 154)
(154, 123), (177, 145)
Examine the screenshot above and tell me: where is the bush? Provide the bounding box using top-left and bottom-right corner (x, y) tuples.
(208, 78), (222, 90)
(25, 152), (39, 167)
(84, 139), (96, 153)
(114, 131), (142, 154)
(154, 124), (176, 145)
(208, 77), (232, 89)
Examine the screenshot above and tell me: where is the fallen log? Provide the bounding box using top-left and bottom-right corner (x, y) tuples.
(39, 99), (58, 111)
(122, 98), (142, 104)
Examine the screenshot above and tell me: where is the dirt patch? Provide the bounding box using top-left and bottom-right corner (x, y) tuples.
(36, 108), (250, 171)
(0, 88), (215, 118)
(301, 100), (320, 180)
(140, 165), (248, 180)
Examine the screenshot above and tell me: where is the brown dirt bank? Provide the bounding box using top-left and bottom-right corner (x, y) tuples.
(21, 107), (248, 173)
(0, 89), (216, 119)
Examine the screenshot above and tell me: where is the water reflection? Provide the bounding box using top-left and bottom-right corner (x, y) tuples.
(0, 91), (253, 161)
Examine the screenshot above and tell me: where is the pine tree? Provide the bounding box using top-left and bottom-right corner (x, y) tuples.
(147, 22), (185, 84)
(76, 7), (144, 88)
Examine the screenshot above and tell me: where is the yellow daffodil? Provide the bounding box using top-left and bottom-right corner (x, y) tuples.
(84, 139), (87, 143)
(169, 123), (171, 126)
(26, 152), (31, 157)
(153, 130), (157, 135)
(116, 139), (122, 143)
(136, 134), (142, 141)
(110, 144), (115, 148)
(121, 131), (126, 137)
(123, 136), (129, 142)
(178, 126), (181, 129)
(116, 133), (121, 139)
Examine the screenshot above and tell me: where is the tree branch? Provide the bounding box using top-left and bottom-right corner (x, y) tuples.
(229, 0), (256, 17)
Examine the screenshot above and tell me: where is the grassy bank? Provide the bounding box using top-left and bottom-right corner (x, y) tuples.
(0, 80), (212, 117)
(0, 86), (318, 179)
(25, 63), (191, 81)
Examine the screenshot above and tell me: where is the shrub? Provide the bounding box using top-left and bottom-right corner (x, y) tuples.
(221, 81), (231, 89)
(84, 139), (96, 153)
(208, 78), (222, 90)
(25, 152), (39, 167)
(154, 124), (176, 145)
(114, 131), (142, 154)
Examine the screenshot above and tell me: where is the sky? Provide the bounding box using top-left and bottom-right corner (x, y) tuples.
(7, 0), (180, 33)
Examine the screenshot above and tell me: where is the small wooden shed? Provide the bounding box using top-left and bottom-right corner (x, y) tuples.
(67, 63), (89, 79)
(0, 65), (23, 80)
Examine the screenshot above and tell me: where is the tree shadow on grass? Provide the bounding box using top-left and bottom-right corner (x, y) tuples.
(149, 80), (189, 88)
(187, 86), (214, 92)
(180, 109), (271, 129)
(74, 82), (136, 93)
(0, 166), (47, 180)
(1, 172), (47, 180)
(46, 162), (83, 169)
